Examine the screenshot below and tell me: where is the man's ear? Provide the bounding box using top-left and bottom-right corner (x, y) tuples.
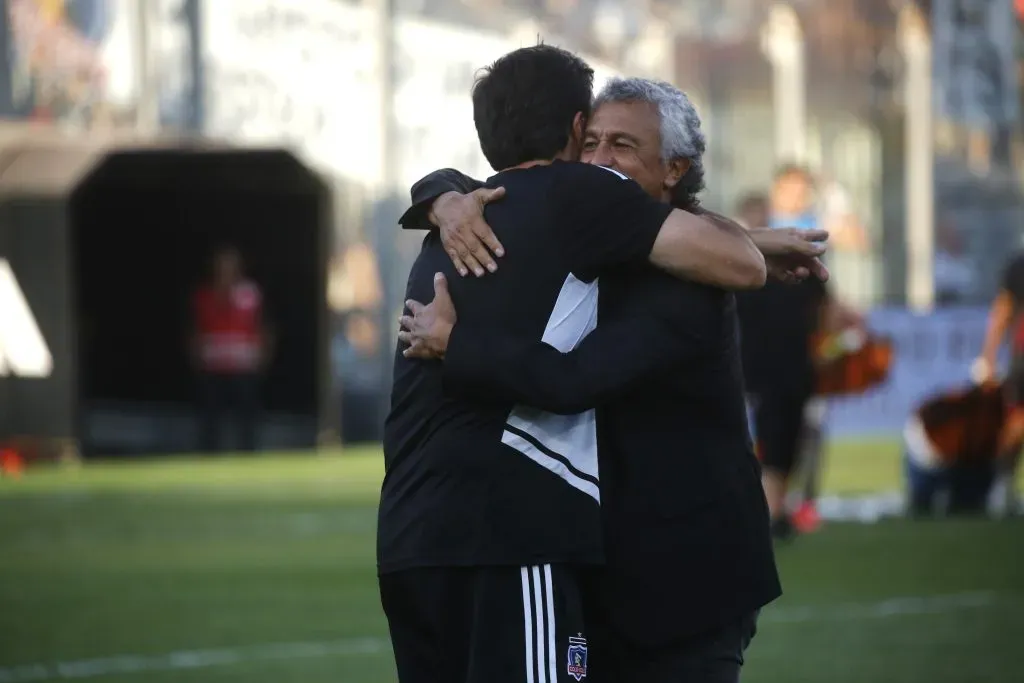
(572, 112), (585, 143)
(663, 158), (691, 191)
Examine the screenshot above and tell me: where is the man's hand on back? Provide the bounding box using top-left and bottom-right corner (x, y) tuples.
(399, 273), (458, 360)
(748, 228), (830, 284)
(430, 187), (506, 277)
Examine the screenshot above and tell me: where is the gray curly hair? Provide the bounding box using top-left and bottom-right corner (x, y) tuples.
(593, 77), (706, 211)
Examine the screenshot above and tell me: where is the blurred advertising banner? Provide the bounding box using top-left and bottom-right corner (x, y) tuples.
(6, 0), (139, 128)
(394, 17), (620, 192)
(201, 0), (382, 184)
(201, 0), (619, 193)
(825, 306), (1009, 437)
(392, 19), (519, 194)
(932, 0), (1019, 128)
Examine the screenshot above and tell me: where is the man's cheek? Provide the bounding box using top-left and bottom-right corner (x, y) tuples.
(614, 160), (643, 181)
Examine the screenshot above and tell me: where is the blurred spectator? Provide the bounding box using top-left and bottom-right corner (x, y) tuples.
(769, 164), (818, 231)
(820, 176), (870, 253)
(770, 165), (869, 254)
(763, 165), (867, 534)
(191, 246), (272, 453)
(735, 191), (770, 230)
(332, 310), (384, 444)
(737, 275), (828, 539)
(933, 217), (976, 305)
(329, 241), (383, 314)
(904, 383), (1010, 516)
(328, 240), (385, 443)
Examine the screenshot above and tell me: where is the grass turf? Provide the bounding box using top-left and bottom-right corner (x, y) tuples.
(0, 441), (1022, 682)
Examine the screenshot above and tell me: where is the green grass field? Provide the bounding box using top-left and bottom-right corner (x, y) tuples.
(1, 440), (1023, 683)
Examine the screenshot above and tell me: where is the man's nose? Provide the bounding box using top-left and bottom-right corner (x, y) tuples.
(589, 142), (616, 168)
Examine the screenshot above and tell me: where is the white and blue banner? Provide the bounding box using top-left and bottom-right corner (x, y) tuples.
(824, 306), (1010, 437)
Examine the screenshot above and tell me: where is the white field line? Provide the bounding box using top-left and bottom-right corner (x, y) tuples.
(0, 639), (387, 683)
(763, 591), (995, 623)
(0, 592), (1000, 682)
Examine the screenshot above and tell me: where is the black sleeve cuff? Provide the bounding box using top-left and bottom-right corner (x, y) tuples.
(399, 170), (486, 231)
(398, 197), (441, 231)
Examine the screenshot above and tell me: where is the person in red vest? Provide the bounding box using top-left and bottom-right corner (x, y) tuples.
(191, 246), (272, 453)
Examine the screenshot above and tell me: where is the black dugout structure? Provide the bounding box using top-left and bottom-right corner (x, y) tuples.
(0, 134), (334, 458)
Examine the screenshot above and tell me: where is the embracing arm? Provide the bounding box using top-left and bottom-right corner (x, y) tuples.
(400, 168), (506, 277)
(441, 282), (720, 414)
(647, 215), (831, 288)
(549, 164), (772, 290)
(647, 208), (766, 289)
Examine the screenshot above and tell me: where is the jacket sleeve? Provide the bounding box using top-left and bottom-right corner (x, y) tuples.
(399, 168), (485, 231)
(442, 280), (723, 414)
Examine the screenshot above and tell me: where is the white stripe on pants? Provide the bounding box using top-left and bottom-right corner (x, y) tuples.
(521, 564), (558, 683)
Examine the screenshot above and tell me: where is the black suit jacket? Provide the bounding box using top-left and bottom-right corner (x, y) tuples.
(736, 278), (826, 397)
(403, 171), (782, 646)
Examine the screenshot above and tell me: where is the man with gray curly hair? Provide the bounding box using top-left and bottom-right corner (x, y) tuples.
(585, 76), (708, 213)
(395, 74), (808, 682)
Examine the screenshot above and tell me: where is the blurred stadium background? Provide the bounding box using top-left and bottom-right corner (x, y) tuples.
(0, 0), (1023, 681)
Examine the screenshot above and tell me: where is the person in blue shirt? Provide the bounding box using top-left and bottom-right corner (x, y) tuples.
(769, 164), (820, 231)
(753, 165), (863, 537)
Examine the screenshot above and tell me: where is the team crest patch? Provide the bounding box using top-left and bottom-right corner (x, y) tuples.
(567, 634), (588, 681)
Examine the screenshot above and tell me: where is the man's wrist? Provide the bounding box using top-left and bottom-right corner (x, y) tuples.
(431, 322), (454, 358)
(428, 191), (461, 227)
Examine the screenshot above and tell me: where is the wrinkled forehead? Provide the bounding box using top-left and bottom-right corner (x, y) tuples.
(586, 100), (660, 143)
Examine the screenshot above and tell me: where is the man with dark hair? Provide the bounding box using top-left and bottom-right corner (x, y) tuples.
(393, 76), (828, 682)
(470, 44), (596, 171)
(378, 47), (773, 683)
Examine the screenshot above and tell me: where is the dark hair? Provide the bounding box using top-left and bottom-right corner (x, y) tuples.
(472, 44), (594, 171)
(669, 164), (706, 212)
